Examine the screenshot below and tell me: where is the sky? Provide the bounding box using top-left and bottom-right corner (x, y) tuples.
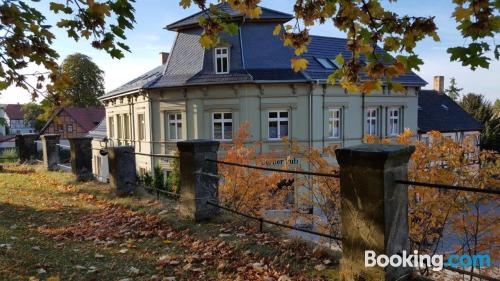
(1, 0), (499, 104)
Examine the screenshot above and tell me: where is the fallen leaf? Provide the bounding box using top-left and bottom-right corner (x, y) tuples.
(128, 266), (140, 274)
(36, 268), (46, 274)
(314, 264), (326, 271)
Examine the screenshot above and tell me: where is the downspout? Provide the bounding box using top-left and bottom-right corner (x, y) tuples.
(239, 17), (246, 70)
(307, 81), (315, 213)
(361, 92), (365, 142)
(322, 83), (325, 149)
(147, 94), (154, 169)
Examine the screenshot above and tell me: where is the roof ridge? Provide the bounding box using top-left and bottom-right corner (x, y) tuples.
(310, 34), (347, 40)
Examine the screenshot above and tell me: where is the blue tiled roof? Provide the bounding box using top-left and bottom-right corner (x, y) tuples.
(418, 90), (482, 133)
(106, 64), (166, 97)
(167, 3), (293, 31)
(103, 5), (427, 100)
(303, 35), (427, 85)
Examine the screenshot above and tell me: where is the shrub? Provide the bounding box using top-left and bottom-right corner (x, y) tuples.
(0, 148), (18, 163)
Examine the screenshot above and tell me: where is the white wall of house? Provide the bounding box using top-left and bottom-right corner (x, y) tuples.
(7, 118), (35, 135)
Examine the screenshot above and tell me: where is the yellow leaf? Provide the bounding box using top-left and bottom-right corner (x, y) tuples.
(163, 240), (173, 244)
(360, 80), (382, 94)
(247, 7), (262, 19)
(179, 0), (191, 9)
(391, 83), (406, 93)
(291, 58), (309, 72)
(273, 24), (282, 36)
(199, 34), (216, 48)
(294, 45), (308, 56)
(453, 7), (472, 21)
(340, 78), (359, 93)
(334, 54), (344, 66)
(47, 277), (60, 281)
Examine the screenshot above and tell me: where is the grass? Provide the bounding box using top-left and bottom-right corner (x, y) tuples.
(0, 164), (341, 281)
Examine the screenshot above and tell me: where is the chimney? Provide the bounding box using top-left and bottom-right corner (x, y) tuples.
(160, 52), (169, 65)
(433, 76), (444, 93)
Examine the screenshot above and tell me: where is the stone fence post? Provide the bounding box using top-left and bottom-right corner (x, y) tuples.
(336, 144), (415, 281)
(108, 146), (136, 196)
(177, 140), (220, 222)
(68, 137), (93, 181)
(41, 134), (60, 171)
(15, 134), (39, 162)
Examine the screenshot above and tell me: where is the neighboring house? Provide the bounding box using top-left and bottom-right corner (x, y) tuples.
(98, 3), (426, 178)
(418, 76), (482, 146)
(87, 119), (109, 183)
(3, 104), (36, 135)
(40, 107), (105, 140)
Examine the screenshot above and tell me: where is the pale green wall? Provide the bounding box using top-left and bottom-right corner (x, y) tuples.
(100, 83), (419, 172)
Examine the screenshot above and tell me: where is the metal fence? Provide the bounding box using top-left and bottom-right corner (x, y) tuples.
(203, 157), (499, 281)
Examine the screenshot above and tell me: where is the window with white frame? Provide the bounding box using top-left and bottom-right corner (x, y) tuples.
(388, 107), (400, 136)
(366, 108), (378, 135)
(268, 110), (289, 140)
(108, 116), (114, 138)
(167, 113), (183, 140)
(123, 114), (130, 139)
(66, 124), (73, 133)
(215, 47), (229, 74)
(137, 113), (145, 141)
(328, 108), (342, 139)
(212, 112), (232, 140)
(116, 114), (123, 139)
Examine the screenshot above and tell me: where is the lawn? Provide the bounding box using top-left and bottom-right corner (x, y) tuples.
(0, 164), (340, 281)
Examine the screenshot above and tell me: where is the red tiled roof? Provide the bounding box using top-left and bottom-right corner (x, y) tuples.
(40, 107), (105, 134)
(4, 104), (24, 119)
(64, 107), (105, 132)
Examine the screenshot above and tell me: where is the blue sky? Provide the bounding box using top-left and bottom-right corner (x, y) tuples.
(1, 0), (498, 104)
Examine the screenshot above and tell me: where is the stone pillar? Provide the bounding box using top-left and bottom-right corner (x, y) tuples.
(108, 146), (136, 196)
(68, 137), (93, 181)
(177, 140), (220, 222)
(335, 144), (415, 281)
(41, 134), (60, 171)
(15, 134), (39, 162)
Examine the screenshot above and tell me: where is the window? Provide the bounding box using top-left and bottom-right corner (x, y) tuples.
(215, 47), (229, 74)
(268, 110), (289, 140)
(316, 57), (335, 69)
(328, 108), (342, 139)
(138, 113), (145, 141)
(212, 112), (232, 140)
(388, 107), (400, 136)
(57, 124), (64, 133)
(366, 108), (378, 135)
(328, 58), (342, 69)
(167, 113), (183, 140)
(108, 116), (114, 138)
(66, 124), (73, 133)
(117, 114), (123, 139)
(123, 114), (130, 139)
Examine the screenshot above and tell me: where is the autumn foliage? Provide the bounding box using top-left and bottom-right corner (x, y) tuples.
(219, 125), (499, 278)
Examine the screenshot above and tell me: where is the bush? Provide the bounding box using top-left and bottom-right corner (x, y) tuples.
(0, 148), (18, 163)
(153, 166), (166, 191)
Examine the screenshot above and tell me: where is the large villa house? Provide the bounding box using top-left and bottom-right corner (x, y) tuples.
(97, 4), (426, 175)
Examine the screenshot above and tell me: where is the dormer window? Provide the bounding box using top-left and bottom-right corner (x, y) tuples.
(215, 47), (229, 74)
(316, 57), (335, 69)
